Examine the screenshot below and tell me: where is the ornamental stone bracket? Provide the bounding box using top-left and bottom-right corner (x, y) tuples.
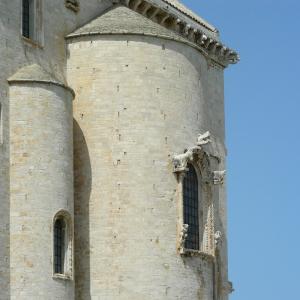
(115, 0), (239, 67)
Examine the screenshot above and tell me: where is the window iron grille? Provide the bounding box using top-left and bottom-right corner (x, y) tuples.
(54, 219), (65, 274)
(22, 0), (30, 38)
(183, 164), (200, 250)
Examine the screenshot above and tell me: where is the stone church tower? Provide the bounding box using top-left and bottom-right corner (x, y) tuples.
(0, 0), (238, 299)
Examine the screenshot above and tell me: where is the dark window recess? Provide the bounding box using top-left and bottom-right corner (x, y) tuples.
(22, 0), (35, 40)
(22, 0), (30, 38)
(183, 164), (200, 250)
(54, 219), (65, 274)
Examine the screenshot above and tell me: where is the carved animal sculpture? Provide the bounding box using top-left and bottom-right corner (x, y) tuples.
(197, 131), (211, 146)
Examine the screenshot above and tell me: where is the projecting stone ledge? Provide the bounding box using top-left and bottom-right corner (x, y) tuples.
(7, 64), (75, 97)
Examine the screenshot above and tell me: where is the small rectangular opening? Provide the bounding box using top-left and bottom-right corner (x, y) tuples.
(22, 0), (35, 40)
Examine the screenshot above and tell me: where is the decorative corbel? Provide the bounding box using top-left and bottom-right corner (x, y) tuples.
(213, 170), (226, 185)
(141, 2), (151, 15)
(184, 24), (192, 36)
(213, 43), (224, 56)
(199, 34), (208, 46)
(133, 0), (143, 11)
(149, 7), (160, 19)
(158, 13), (170, 25)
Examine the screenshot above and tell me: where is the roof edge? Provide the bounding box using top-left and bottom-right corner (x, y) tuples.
(8, 64), (75, 97)
(67, 4), (239, 67)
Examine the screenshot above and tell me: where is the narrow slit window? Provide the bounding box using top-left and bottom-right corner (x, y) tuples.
(183, 164), (200, 250)
(53, 211), (73, 279)
(54, 218), (65, 274)
(22, 0), (35, 40)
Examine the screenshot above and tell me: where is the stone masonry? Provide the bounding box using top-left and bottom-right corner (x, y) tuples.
(0, 0), (238, 299)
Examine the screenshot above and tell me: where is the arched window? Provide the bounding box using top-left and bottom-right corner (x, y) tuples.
(183, 163), (200, 250)
(53, 211), (73, 278)
(54, 218), (65, 274)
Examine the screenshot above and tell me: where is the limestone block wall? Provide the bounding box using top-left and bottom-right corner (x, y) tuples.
(9, 82), (74, 300)
(68, 34), (228, 299)
(0, 1), (111, 297)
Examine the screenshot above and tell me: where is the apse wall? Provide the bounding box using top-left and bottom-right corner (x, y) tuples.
(8, 78), (74, 299)
(68, 32), (226, 300)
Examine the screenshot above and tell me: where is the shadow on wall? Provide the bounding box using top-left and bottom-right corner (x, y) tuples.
(74, 119), (92, 300)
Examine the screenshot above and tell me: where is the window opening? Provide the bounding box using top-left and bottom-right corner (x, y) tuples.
(22, 0), (35, 39)
(183, 164), (199, 250)
(54, 218), (65, 274)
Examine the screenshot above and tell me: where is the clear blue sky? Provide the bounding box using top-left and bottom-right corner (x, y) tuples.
(183, 1), (300, 299)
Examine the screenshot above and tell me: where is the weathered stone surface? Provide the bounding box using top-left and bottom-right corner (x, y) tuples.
(68, 31), (228, 300)
(0, 0), (237, 299)
(67, 5), (186, 41)
(9, 82), (74, 299)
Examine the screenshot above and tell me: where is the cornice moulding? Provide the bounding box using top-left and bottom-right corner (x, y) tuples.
(67, 2), (239, 67)
(120, 1), (239, 67)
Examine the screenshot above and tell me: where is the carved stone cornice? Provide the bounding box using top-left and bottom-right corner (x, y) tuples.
(162, 0), (217, 32)
(118, 0), (239, 67)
